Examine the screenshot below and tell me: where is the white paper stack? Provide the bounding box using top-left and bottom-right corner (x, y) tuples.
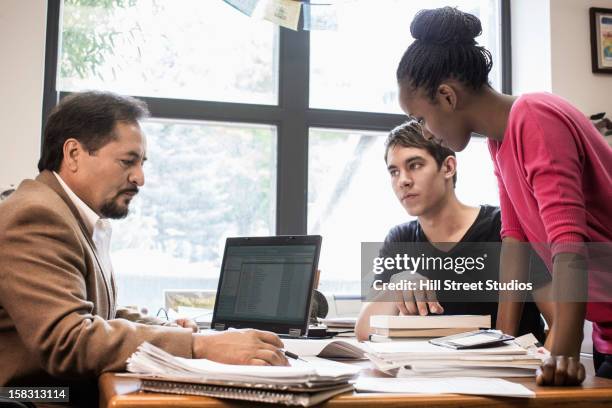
(124, 342), (360, 406)
(363, 338), (546, 377)
(320, 317), (357, 329)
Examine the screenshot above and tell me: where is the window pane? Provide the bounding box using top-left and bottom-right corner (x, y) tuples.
(308, 129), (499, 294)
(308, 128), (405, 294)
(309, 0), (501, 113)
(59, 0), (279, 104)
(455, 137), (499, 207)
(110, 120), (277, 312)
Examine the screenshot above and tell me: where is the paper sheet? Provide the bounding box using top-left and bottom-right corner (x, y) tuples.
(127, 342), (359, 383)
(365, 339), (526, 357)
(302, 3), (338, 31)
(320, 317), (357, 328)
(262, 0), (302, 30)
(222, 0), (260, 16)
(179, 356), (360, 379)
(283, 338), (365, 359)
(355, 377), (535, 398)
(397, 366), (535, 378)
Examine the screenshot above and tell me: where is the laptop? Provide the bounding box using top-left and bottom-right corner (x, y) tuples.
(211, 235), (322, 337)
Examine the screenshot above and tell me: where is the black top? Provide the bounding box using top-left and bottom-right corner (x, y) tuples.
(385, 205), (500, 246)
(378, 205), (546, 342)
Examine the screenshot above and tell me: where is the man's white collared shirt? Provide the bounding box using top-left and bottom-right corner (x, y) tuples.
(53, 172), (114, 279)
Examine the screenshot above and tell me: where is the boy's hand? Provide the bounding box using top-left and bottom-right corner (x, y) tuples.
(390, 271), (443, 316)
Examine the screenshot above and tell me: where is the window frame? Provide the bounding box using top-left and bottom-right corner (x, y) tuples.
(42, 0), (512, 236)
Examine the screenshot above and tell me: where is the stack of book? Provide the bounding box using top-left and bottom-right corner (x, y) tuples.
(364, 336), (545, 377)
(124, 342), (360, 406)
(320, 317), (357, 330)
(369, 314), (491, 342)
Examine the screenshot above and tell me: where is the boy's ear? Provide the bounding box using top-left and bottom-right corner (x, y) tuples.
(443, 155), (457, 182)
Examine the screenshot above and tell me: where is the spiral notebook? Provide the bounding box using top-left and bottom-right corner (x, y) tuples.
(140, 379), (353, 406)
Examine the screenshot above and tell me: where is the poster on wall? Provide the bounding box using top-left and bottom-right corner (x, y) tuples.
(590, 7), (612, 73)
(601, 15), (612, 68)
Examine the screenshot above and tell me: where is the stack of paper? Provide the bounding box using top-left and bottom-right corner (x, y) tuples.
(363, 339), (545, 377)
(124, 342), (359, 406)
(320, 317), (357, 329)
(370, 315), (490, 339)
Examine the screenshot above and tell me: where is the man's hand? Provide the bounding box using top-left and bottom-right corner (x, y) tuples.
(192, 329), (289, 366)
(174, 318), (198, 332)
(536, 356), (585, 386)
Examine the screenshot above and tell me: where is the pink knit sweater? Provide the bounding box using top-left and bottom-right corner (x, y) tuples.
(488, 92), (612, 354)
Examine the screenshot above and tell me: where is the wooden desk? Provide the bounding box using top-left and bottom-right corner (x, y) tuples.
(100, 367), (612, 407)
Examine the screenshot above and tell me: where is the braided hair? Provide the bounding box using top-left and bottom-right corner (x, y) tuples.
(397, 7), (493, 100)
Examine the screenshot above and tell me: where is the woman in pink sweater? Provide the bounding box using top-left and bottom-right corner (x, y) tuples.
(396, 6), (612, 385)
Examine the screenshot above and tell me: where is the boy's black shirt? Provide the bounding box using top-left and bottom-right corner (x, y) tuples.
(379, 205), (546, 341)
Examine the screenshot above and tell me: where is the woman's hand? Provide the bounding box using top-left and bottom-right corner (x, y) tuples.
(536, 355), (586, 386)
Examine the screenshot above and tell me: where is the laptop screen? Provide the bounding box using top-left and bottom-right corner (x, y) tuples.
(212, 237), (321, 332)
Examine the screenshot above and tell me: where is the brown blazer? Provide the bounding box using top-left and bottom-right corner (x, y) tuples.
(0, 171), (193, 389)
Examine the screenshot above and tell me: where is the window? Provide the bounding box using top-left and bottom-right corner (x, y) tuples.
(308, 130), (499, 294)
(59, 0), (279, 104)
(111, 120), (276, 311)
(308, 128), (404, 293)
(454, 137), (500, 208)
(46, 0), (509, 309)
(310, 0), (502, 113)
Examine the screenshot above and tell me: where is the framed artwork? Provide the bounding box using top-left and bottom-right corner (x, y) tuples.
(590, 7), (612, 73)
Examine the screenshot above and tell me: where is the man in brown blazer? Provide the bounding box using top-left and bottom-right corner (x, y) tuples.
(0, 91), (287, 404)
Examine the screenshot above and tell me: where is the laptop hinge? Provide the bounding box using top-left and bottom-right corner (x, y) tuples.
(214, 323), (226, 331)
(288, 328), (302, 337)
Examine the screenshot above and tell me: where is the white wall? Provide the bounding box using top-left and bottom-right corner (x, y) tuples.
(512, 0), (612, 116)
(550, 0), (612, 116)
(0, 0), (47, 188)
(512, 0), (612, 355)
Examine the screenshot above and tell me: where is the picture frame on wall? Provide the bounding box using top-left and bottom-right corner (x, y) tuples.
(590, 7), (612, 74)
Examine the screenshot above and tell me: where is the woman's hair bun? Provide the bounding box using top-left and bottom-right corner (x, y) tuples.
(410, 6), (482, 46)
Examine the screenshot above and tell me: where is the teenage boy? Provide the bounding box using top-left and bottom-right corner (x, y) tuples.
(356, 121), (545, 341)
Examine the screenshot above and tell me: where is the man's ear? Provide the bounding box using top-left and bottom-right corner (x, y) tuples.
(442, 155), (457, 182)
(436, 84), (458, 111)
(62, 139), (84, 172)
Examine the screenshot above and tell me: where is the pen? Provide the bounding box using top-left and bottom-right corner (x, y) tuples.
(283, 349), (308, 362)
